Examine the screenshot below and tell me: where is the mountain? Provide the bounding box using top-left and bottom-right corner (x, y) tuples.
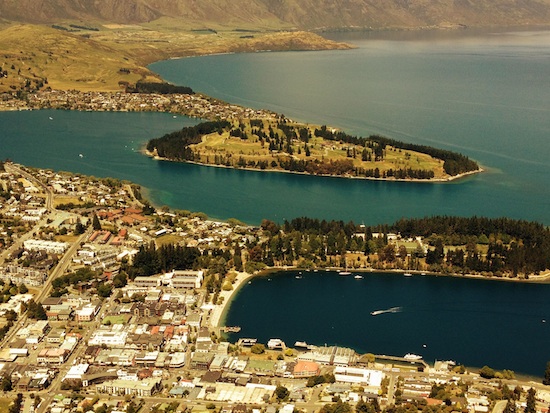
(1, 0), (550, 29)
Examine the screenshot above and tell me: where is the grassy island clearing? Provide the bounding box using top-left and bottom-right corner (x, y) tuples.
(146, 119), (480, 181)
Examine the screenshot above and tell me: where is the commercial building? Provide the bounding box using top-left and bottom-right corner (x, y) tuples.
(96, 377), (162, 396)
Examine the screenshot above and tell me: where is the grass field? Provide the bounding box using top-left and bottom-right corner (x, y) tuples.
(190, 119), (446, 179)
(156, 234), (184, 247)
(102, 314), (131, 325)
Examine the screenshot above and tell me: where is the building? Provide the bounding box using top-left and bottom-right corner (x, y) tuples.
(37, 348), (69, 365)
(293, 361), (321, 378)
(88, 330), (128, 348)
(169, 270), (203, 289)
(334, 366), (384, 390)
(96, 377), (162, 397)
(75, 302), (101, 322)
(23, 239), (68, 254)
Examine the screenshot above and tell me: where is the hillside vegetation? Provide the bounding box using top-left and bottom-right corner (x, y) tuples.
(0, 24), (348, 92)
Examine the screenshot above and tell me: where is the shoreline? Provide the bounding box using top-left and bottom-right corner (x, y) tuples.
(145, 149), (484, 184)
(208, 265), (550, 330)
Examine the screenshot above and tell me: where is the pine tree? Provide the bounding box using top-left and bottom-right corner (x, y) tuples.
(524, 388), (536, 413)
(92, 213), (101, 230)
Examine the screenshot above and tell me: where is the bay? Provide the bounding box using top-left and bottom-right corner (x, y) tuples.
(224, 270), (550, 376)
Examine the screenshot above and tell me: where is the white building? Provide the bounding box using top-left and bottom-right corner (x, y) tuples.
(88, 330), (128, 348)
(334, 366), (384, 390)
(23, 239), (68, 254)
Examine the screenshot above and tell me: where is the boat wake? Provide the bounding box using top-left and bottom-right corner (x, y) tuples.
(371, 306), (402, 316)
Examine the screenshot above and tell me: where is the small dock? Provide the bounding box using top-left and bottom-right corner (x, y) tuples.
(221, 326), (241, 333)
(375, 354), (429, 370)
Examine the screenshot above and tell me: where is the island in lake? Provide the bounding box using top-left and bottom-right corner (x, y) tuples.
(146, 119), (481, 181)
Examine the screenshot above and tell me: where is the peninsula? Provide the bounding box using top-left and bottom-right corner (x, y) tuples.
(145, 119), (481, 181)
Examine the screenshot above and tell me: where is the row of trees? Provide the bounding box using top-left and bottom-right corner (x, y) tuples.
(146, 121), (230, 160)
(248, 216), (550, 277)
(126, 81), (194, 95)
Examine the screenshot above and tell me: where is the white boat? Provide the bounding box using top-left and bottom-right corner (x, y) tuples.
(371, 306), (402, 316)
(295, 275), (303, 279)
(404, 272), (413, 277)
(354, 275), (363, 279)
(339, 271), (351, 276)
(404, 353), (423, 360)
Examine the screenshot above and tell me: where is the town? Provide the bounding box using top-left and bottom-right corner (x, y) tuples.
(0, 89), (277, 121)
(0, 161), (549, 413)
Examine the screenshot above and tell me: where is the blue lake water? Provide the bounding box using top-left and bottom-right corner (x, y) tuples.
(224, 270), (550, 377)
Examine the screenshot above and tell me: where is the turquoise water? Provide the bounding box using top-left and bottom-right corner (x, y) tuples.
(224, 270), (550, 376)
(149, 29), (550, 225)
(2, 29), (550, 225)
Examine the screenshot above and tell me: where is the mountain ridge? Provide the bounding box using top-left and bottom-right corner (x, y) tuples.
(2, 0), (550, 29)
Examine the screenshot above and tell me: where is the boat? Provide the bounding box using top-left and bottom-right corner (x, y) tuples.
(339, 271), (351, 276)
(404, 272), (413, 277)
(370, 306), (402, 316)
(295, 275), (303, 279)
(354, 275), (363, 279)
(404, 353), (423, 361)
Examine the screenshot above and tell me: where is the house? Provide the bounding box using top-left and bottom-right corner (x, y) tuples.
(293, 361), (321, 378)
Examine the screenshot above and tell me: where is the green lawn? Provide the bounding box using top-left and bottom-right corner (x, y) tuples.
(102, 314), (131, 325)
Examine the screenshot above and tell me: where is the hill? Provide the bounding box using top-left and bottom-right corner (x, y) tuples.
(1, 0), (550, 30)
(0, 24), (349, 92)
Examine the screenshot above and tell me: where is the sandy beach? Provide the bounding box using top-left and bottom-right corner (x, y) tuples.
(207, 271), (258, 328)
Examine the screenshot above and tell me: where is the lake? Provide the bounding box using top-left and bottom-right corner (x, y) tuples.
(223, 270), (550, 377)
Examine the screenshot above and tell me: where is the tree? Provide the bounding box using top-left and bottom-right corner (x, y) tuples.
(92, 213), (101, 230)
(479, 365), (496, 379)
(97, 283), (113, 298)
(18, 283), (28, 294)
(250, 343), (265, 354)
(503, 400), (516, 413)
(275, 385), (289, 401)
(524, 388), (536, 413)
(544, 361), (550, 385)
(27, 299), (47, 320)
(74, 220), (86, 235)
(1, 375), (12, 391)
